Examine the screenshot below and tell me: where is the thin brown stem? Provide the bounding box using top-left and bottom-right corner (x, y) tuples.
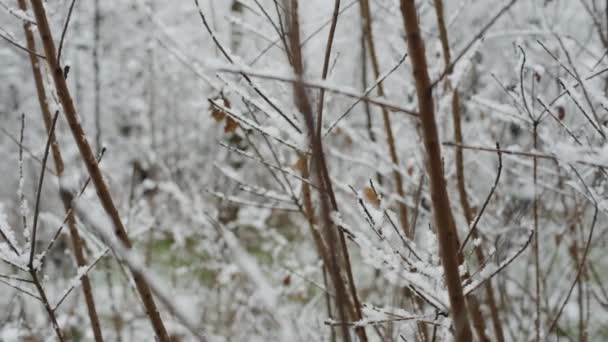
(28, 110), (59, 268)
(27, 1), (171, 340)
(432, 0), (501, 339)
(30, 270), (65, 342)
(359, 0), (410, 238)
(431, 0), (518, 87)
(399, 1), (472, 340)
(18, 0), (105, 339)
(547, 169), (598, 337)
(93, 0), (101, 152)
(315, 0), (340, 139)
(533, 121), (541, 342)
(193, 0), (302, 134)
(284, 1), (366, 340)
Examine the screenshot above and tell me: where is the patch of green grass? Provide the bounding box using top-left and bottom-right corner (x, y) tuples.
(146, 236), (217, 286)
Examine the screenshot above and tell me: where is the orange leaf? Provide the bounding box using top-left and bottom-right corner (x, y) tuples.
(224, 116), (239, 133)
(363, 186), (380, 207)
(211, 108), (226, 122)
(292, 156), (307, 172)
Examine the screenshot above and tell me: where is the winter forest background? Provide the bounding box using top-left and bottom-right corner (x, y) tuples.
(1, 0), (608, 341)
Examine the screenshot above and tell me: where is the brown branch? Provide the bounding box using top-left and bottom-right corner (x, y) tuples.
(458, 143), (502, 253)
(27, 1), (171, 340)
(56, 0), (77, 66)
(193, 0), (302, 134)
(442, 142), (608, 169)
(28, 110), (58, 267)
(464, 229), (533, 295)
(399, 1), (472, 340)
(0, 28), (46, 59)
(360, 0), (410, 238)
(17, 0), (105, 338)
(215, 66), (419, 116)
(313, 1), (342, 336)
(18, 110), (65, 342)
(0, 127), (57, 176)
(325, 53), (407, 138)
(432, 0), (497, 339)
(30, 271), (65, 341)
(547, 169), (599, 336)
(531, 106), (541, 342)
(431, 0), (518, 88)
(315, 0), (340, 139)
(284, 1), (366, 340)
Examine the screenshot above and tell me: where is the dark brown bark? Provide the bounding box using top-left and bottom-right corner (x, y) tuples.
(284, 1), (367, 341)
(399, 1), (473, 340)
(533, 123), (540, 342)
(431, 0), (504, 340)
(31, 271), (65, 342)
(18, 0), (104, 340)
(27, 1), (171, 341)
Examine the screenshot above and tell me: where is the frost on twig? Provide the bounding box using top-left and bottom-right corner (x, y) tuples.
(463, 226), (533, 295)
(0, 204), (21, 256)
(52, 249), (108, 311)
(331, 207), (449, 312)
(0, 0), (36, 25)
(204, 211), (297, 339)
(71, 194), (207, 340)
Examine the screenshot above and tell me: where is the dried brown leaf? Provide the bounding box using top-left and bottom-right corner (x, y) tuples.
(363, 186), (380, 207)
(224, 116), (239, 133)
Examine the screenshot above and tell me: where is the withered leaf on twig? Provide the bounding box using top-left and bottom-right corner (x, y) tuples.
(363, 186), (380, 207)
(224, 116), (239, 133)
(292, 156), (307, 172)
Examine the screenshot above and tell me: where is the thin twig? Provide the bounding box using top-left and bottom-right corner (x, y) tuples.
(28, 111), (59, 267)
(315, 0), (341, 140)
(0, 29), (46, 59)
(459, 142), (503, 253)
(431, 0), (518, 87)
(193, 0), (302, 134)
(546, 168), (599, 335)
(442, 142), (608, 169)
(0, 127), (57, 176)
(223, 65), (419, 117)
(0, 278), (41, 301)
(56, 0), (78, 67)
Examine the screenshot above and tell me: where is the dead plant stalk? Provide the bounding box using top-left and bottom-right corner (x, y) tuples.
(27, 1), (171, 340)
(17, 1), (105, 340)
(399, 0), (473, 340)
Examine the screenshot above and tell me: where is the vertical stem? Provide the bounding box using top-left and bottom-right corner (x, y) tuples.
(17, 0), (104, 340)
(299, 154), (335, 341)
(62, 194), (105, 342)
(27, 1), (171, 340)
(30, 271), (65, 342)
(431, 0), (503, 340)
(399, 1), (472, 340)
(284, 1), (367, 340)
(294, 0), (340, 337)
(93, 0), (102, 153)
(359, 15), (374, 144)
(105, 265), (124, 342)
(484, 276), (505, 342)
(315, 0), (340, 139)
(359, 0), (410, 238)
(533, 122), (540, 342)
(573, 225), (586, 342)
